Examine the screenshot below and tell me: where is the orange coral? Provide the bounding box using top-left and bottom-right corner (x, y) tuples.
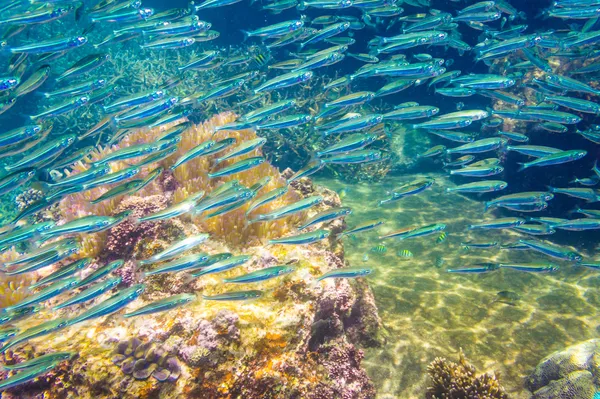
(57, 112), (304, 249)
(0, 252), (35, 309)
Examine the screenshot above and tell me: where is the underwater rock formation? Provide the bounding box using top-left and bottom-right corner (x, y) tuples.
(527, 339), (600, 399)
(0, 113), (382, 399)
(426, 350), (508, 399)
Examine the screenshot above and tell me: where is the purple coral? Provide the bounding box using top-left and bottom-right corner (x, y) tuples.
(105, 195), (170, 258)
(316, 342), (376, 399)
(157, 168), (179, 193)
(213, 310), (240, 342)
(114, 260), (137, 287)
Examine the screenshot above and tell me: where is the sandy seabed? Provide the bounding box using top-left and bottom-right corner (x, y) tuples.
(317, 173), (600, 399)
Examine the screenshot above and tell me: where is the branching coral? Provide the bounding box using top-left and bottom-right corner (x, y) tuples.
(426, 351), (508, 399)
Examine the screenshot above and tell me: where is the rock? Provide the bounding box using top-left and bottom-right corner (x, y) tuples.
(532, 370), (595, 399)
(527, 339), (600, 399)
(527, 339), (600, 392)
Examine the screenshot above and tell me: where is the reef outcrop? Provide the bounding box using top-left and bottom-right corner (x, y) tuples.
(527, 339), (600, 399)
(0, 113), (382, 399)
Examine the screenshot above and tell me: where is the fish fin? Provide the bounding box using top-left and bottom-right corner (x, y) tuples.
(0, 342), (10, 354)
(82, 22), (96, 36)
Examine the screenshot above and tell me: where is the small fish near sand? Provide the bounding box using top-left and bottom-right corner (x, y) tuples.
(492, 291), (521, 306)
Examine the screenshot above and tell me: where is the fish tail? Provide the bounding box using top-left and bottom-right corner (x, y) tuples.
(0, 342), (10, 354)
(241, 30), (251, 41)
(516, 162), (527, 172)
(19, 112), (36, 122)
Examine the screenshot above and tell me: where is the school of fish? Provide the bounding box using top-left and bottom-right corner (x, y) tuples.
(1, 0), (600, 390)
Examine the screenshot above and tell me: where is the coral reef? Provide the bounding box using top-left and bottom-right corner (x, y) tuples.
(177, 309), (240, 368)
(426, 351), (508, 399)
(112, 337), (182, 382)
(0, 113), (382, 399)
(527, 339), (600, 399)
